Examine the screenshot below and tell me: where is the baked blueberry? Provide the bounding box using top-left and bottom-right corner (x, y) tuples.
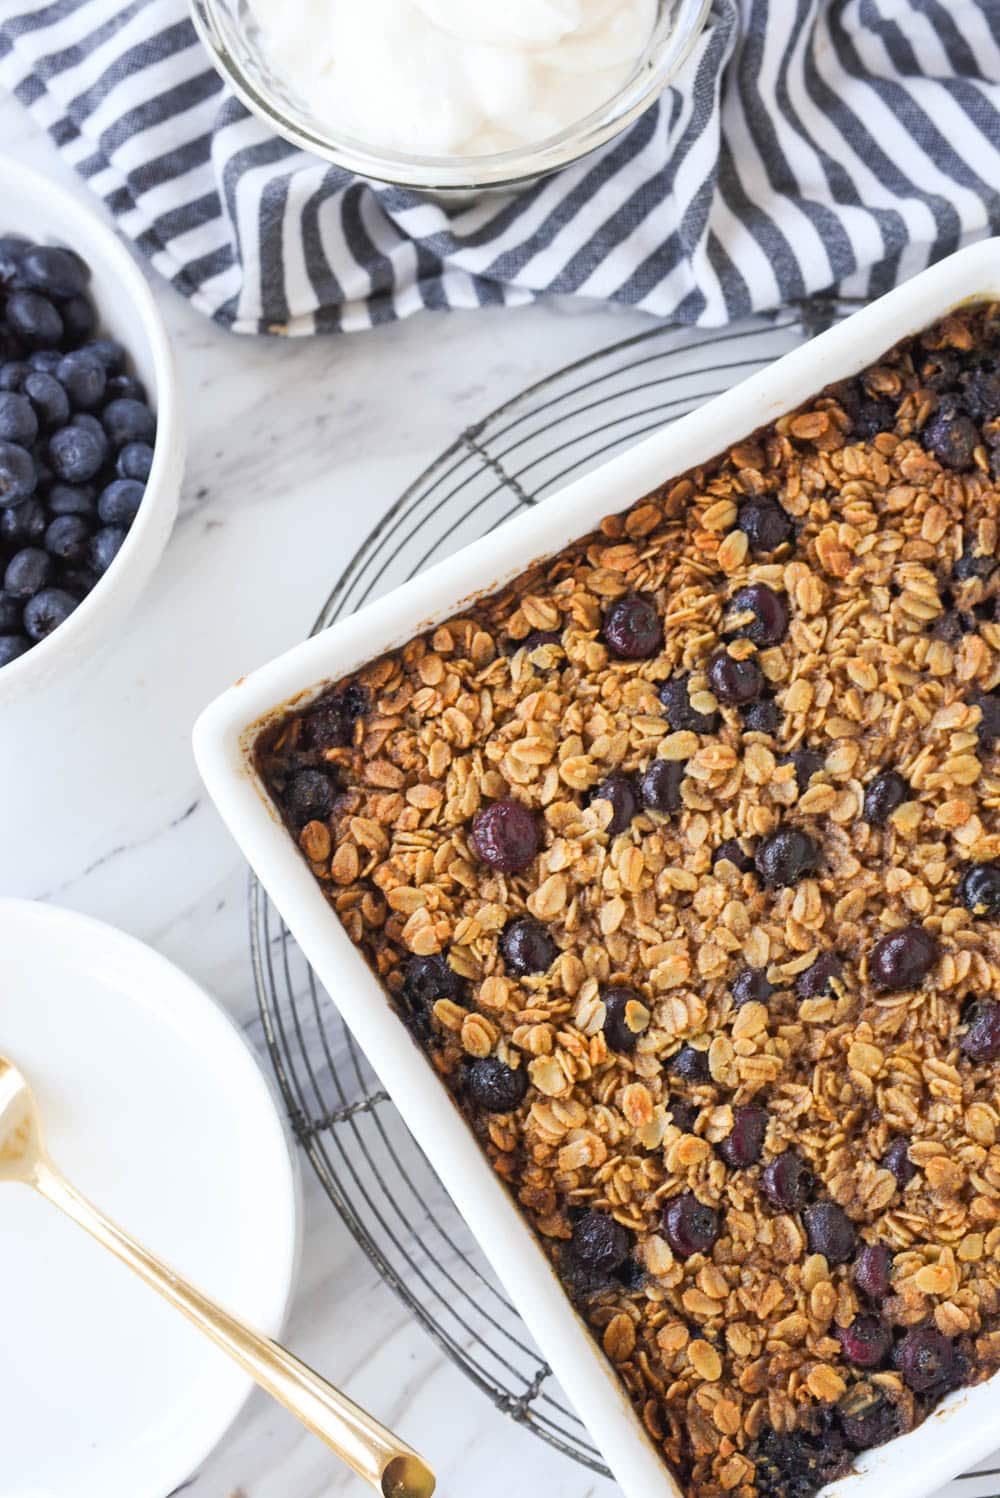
(601, 591), (662, 660)
(465, 1056), (529, 1113)
(564, 1211), (631, 1289)
(44, 514), (90, 563)
(761, 1151), (814, 1211)
(751, 1412), (850, 1498)
(23, 587), (77, 641)
(662, 1192), (720, 1257)
(713, 837), (756, 874)
(401, 954), (465, 1011)
(894, 1326), (959, 1393)
(956, 861), (1000, 918)
(102, 396), (156, 448)
(837, 1315), (891, 1369)
(959, 998), (1000, 1063)
(658, 674), (719, 734)
(0, 439), (36, 503)
(795, 951), (843, 1000)
(602, 986), (648, 1053)
(500, 918), (557, 976)
(4, 546), (50, 598)
(718, 1105), (768, 1168)
(707, 650), (764, 706)
(837, 1384), (903, 1452)
(728, 583), (789, 646)
(97, 478), (144, 526)
(0, 391), (37, 446)
(922, 397), (979, 470)
(471, 799), (541, 874)
(803, 1200), (856, 1264)
(737, 497), (792, 554)
(668, 1099), (699, 1134)
(952, 534), (995, 581)
(668, 1044), (711, 1083)
(863, 770), (909, 825)
(731, 967), (772, 1007)
(302, 683), (368, 750)
(591, 771), (638, 835)
(285, 768), (336, 825)
(881, 1137), (916, 1190)
(969, 690), (1000, 744)
(755, 827), (819, 888)
(783, 748), (825, 794)
(638, 758), (684, 814)
(854, 1243), (894, 1302)
(743, 697), (782, 735)
(869, 925), (938, 990)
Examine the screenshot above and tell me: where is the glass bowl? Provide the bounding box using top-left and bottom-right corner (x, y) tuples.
(189, 0), (712, 192)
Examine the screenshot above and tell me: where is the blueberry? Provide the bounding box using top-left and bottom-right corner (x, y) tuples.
(743, 697), (782, 735)
(869, 925), (938, 990)
(952, 534), (995, 581)
(713, 837), (756, 874)
(471, 799), (541, 873)
(509, 627), (563, 658)
(934, 609), (977, 649)
(638, 758), (684, 814)
(84, 338), (125, 373)
(761, 1151), (814, 1211)
(956, 862), (1000, 918)
(116, 441), (154, 482)
(0, 361), (28, 392)
(662, 1191), (720, 1257)
(893, 1326), (959, 1393)
(5, 289), (63, 347)
(564, 1211), (631, 1289)
(668, 1099), (699, 1134)
(732, 967), (772, 1007)
(47, 482), (95, 517)
(97, 478), (144, 527)
(804, 1199), (856, 1263)
(60, 565), (100, 599)
(0, 391), (38, 446)
(837, 1384), (903, 1452)
(57, 349), (106, 410)
(659, 674), (718, 733)
(850, 396), (897, 440)
(87, 526), (126, 576)
(44, 514), (91, 564)
(959, 998), (1000, 1063)
(0, 234), (27, 284)
(783, 748), (825, 794)
(863, 769), (910, 825)
(751, 1412), (851, 1498)
(18, 244), (87, 299)
(960, 364), (1000, 421)
(27, 348), (61, 376)
(102, 396), (156, 449)
(23, 587), (78, 641)
(922, 398), (979, 470)
(601, 591), (662, 660)
(465, 1055), (529, 1113)
(969, 690), (1000, 744)
(0, 499), (45, 546)
(500, 918), (557, 976)
(854, 1243), (894, 1302)
(591, 771), (638, 835)
(602, 986), (648, 1053)
(755, 827), (819, 888)
(668, 1044), (711, 1083)
(881, 1137), (916, 1190)
(737, 498), (792, 554)
(4, 547), (50, 598)
(284, 767), (336, 825)
(0, 592), (22, 632)
(0, 327), (22, 364)
(60, 293), (97, 345)
(401, 954), (465, 1011)
(0, 440), (36, 503)
(796, 951), (843, 1000)
(718, 1105), (768, 1168)
(0, 635), (29, 666)
(837, 1315), (891, 1369)
(49, 422), (104, 482)
(302, 683), (368, 749)
(707, 650), (764, 706)
(23, 370), (69, 428)
(728, 583), (789, 646)
(105, 372), (146, 403)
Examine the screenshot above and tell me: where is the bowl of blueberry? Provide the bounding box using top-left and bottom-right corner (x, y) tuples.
(0, 159), (182, 702)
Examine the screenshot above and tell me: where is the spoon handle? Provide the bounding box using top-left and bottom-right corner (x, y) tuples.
(33, 1160), (435, 1498)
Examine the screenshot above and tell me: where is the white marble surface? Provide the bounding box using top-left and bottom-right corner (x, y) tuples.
(5, 96), (1000, 1498)
(1, 95), (645, 1498)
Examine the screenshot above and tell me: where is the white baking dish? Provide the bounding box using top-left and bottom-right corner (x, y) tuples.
(194, 238), (1000, 1498)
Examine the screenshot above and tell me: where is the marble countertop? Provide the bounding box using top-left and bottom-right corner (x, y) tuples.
(5, 96), (1000, 1498)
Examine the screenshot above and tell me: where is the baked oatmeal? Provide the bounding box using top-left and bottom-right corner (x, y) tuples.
(257, 303), (1000, 1498)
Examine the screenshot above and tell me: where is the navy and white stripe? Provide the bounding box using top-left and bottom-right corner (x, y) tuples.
(2, 0), (999, 335)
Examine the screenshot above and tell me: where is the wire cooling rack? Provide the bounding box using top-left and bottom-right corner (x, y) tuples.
(249, 300), (1000, 1491)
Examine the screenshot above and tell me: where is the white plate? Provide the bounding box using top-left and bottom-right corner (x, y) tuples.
(0, 899), (300, 1498)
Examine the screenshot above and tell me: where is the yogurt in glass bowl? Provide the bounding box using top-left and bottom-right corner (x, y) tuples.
(190, 0), (711, 191)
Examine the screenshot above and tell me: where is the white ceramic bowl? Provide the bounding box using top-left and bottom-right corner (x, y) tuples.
(0, 159), (183, 706)
(194, 238), (1000, 1498)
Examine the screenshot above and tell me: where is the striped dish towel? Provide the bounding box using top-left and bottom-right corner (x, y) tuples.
(1, 0), (999, 336)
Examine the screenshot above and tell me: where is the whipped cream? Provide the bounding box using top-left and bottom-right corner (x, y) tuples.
(250, 0), (657, 158)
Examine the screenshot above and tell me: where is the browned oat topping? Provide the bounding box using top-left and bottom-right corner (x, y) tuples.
(258, 304), (1000, 1498)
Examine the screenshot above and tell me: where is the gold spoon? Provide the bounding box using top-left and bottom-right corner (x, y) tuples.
(0, 1054), (435, 1498)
